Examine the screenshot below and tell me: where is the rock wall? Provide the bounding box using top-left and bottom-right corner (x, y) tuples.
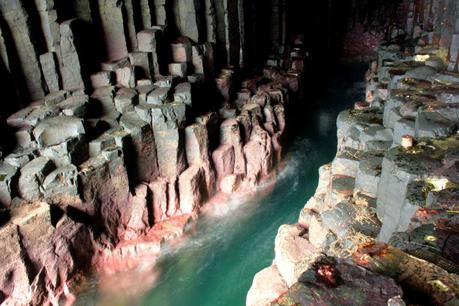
(247, 7), (459, 306)
(0, 0), (293, 116)
(0, 1), (309, 303)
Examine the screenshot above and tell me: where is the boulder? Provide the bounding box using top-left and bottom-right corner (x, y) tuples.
(274, 224), (320, 287)
(246, 265), (288, 306)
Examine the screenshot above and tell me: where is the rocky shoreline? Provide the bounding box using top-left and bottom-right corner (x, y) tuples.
(247, 30), (459, 306)
(0, 17), (307, 305)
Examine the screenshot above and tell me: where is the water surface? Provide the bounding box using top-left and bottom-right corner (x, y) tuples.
(78, 63), (366, 306)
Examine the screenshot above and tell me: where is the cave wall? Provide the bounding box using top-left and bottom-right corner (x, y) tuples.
(0, 0), (290, 116)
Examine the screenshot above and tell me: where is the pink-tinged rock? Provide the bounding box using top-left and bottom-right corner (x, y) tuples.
(137, 28), (162, 52)
(244, 126), (274, 184)
(272, 132), (283, 165)
(237, 113), (252, 144)
(119, 112), (159, 183)
(286, 73), (299, 92)
(91, 71), (114, 89)
(171, 42), (192, 63)
(275, 224), (320, 287)
(251, 92), (269, 107)
(124, 184), (152, 239)
(0, 202), (93, 305)
(212, 144), (235, 182)
(220, 119), (246, 175)
(169, 62), (188, 77)
(220, 174), (241, 194)
(179, 166), (207, 214)
(246, 264), (288, 306)
(78, 150), (130, 240)
(0, 225), (33, 305)
(167, 179), (179, 217)
(154, 128), (187, 180)
(116, 65), (136, 88)
(185, 123), (210, 165)
(274, 104), (286, 133)
(149, 177), (168, 223)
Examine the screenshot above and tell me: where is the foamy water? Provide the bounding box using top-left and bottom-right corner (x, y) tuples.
(76, 63), (367, 306)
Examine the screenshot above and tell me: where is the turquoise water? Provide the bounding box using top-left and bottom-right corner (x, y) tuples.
(77, 64), (366, 306)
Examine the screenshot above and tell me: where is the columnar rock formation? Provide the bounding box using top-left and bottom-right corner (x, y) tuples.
(248, 4), (459, 305)
(0, 1), (308, 304)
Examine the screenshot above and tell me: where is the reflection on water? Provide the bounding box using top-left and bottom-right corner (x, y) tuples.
(76, 63), (366, 306)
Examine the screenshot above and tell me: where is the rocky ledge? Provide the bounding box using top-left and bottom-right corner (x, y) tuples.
(247, 32), (459, 306)
(0, 22), (306, 305)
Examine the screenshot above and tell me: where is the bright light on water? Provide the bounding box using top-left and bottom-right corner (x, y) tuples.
(76, 64), (366, 306)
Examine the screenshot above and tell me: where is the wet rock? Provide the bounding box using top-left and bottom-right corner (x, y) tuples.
(78, 150), (130, 238)
(220, 174), (240, 194)
(244, 126), (273, 184)
(124, 184), (151, 239)
(149, 177), (168, 222)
